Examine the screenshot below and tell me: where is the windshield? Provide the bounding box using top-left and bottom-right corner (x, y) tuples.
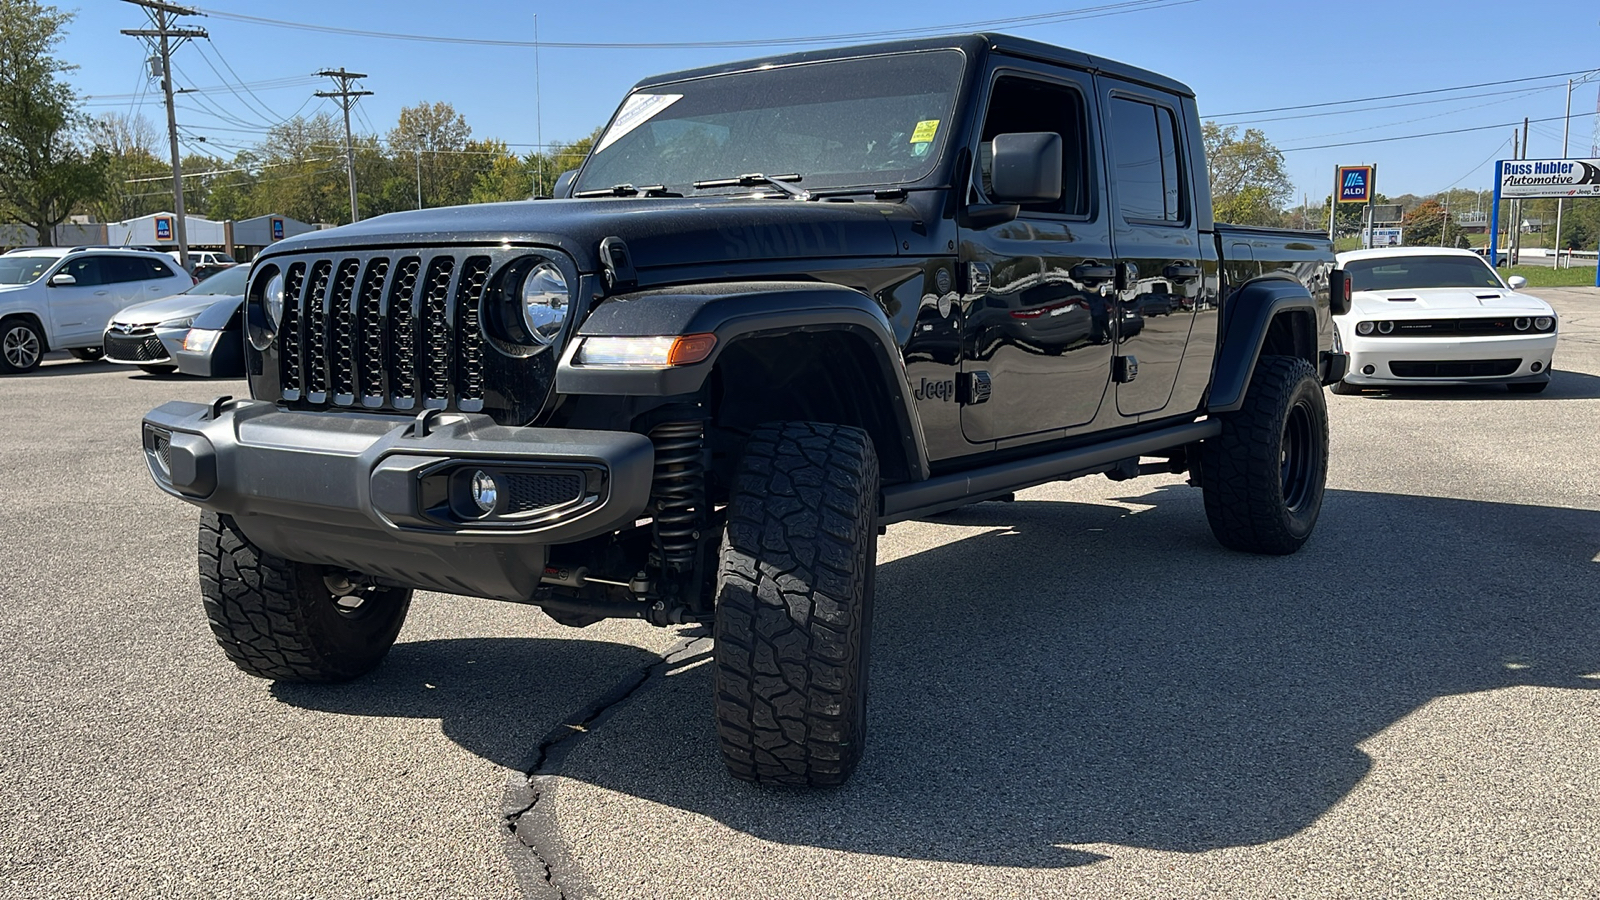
(574, 50), (965, 195)
(185, 265), (247, 295)
(0, 256), (55, 285)
(1346, 255), (1505, 292)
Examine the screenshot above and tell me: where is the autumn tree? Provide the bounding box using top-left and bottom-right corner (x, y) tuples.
(1202, 122), (1291, 227)
(1400, 199), (1465, 248)
(0, 0), (107, 244)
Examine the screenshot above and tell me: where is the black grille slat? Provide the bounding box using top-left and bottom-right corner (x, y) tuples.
(329, 259), (361, 404)
(454, 257), (492, 411)
(1389, 358), (1521, 378)
(357, 258), (390, 405)
(105, 333), (168, 363)
(387, 257), (421, 407)
(504, 472), (584, 513)
(279, 264), (306, 399)
(1374, 317), (1542, 338)
(303, 261), (333, 402)
(420, 257), (457, 408)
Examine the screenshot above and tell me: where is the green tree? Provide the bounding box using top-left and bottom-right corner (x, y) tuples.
(0, 0), (108, 244)
(1202, 122), (1292, 227)
(386, 101), (486, 208)
(469, 142), (532, 204)
(1400, 199), (1463, 247)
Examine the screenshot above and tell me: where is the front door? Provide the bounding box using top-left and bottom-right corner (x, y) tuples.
(959, 66), (1113, 445)
(44, 255), (110, 345)
(1098, 82), (1202, 418)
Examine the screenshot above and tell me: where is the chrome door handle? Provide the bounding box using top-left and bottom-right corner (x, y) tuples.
(94, 290), (109, 296)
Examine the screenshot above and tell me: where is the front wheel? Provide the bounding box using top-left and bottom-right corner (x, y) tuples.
(1201, 356), (1329, 555)
(1, 319), (45, 374)
(198, 511), (411, 682)
(713, 422), (880, 787)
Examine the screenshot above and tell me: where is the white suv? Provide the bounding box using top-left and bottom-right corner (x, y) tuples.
(0, 247), (194, 374)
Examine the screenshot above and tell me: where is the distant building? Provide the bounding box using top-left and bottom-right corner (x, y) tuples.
(105, 212), (227, 248)
(230, 214), (316, 262)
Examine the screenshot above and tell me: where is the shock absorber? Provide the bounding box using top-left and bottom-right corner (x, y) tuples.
(647, 419), (706, 571)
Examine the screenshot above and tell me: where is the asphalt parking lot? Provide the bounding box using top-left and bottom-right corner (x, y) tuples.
(4, 287), (1598, 899)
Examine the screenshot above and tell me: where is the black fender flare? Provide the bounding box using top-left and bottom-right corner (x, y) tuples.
(1208, 276), (1318, 413)
(556, 281), (930, 481)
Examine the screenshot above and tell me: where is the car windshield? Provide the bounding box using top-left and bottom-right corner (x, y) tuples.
(1345, 255), (1505, 291)
(185, 265), (248, 295)
(0, 256), (55, 285)
(573, 50), (965, 195)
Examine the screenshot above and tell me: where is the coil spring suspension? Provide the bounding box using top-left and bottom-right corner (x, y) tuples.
(648, 419), (706, 571)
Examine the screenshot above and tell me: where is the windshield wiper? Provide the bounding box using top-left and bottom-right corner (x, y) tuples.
(690, 173), (811, 201)
(572, 183), (681, 198)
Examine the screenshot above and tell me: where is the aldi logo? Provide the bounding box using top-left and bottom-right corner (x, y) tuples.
(1337, 166), (1374, 204)
(154, 216), (174, 241)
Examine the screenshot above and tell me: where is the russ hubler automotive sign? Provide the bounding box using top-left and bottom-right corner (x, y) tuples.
(1499, 158), (1600, 199)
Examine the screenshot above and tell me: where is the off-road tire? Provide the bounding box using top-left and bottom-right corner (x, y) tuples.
(139, 364), (177, 375)
(0, 318), (45, 374)
(1201, 356), (1328, 555)
(713, 422), (880, 787)
(1329, 379), (1361, 396)
(69, 347), (104, 362)
(1507, 380), (1548, 394)
(198, 511), (411, 682)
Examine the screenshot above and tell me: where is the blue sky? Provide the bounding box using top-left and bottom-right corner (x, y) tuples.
(65, 0), (1600, 206)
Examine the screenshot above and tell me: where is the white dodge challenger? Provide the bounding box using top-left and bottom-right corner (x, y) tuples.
(1332, 247), (1557, 395)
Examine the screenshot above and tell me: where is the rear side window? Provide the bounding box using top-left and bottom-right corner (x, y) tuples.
(102, 257), (152, 284)
(147, 259), (175, 278)
(976, 76), (1091, 217)
(1107, 97), (1186, 224)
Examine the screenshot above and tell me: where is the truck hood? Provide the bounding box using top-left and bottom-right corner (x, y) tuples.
(1348, 287), (1553, 317)
(256, 196), (911, 273)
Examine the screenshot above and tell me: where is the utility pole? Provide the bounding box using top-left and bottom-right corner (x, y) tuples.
(414, 148), (423, 209)
(121, 0), (206, 271)
(315, 68), (372, 223)
(534, 14), (545, 197)
(1509, 129), (1520, 265)
(1554, 78), (1572, 269)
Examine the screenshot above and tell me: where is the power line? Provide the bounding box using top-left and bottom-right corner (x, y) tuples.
(121, 0), (208, 269)
(1275, 112), (1583, 154)
(315, 68), (372, 222)
(192, 0), (1199, 50)
(1211, 67), (1600, 118)
(1215, 81), (1575, 126)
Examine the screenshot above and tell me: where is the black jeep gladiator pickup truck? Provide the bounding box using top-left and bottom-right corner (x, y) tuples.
(142, 34), (1350, 787)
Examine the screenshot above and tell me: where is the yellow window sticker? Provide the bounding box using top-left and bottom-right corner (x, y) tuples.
(910, 119), (940, 144)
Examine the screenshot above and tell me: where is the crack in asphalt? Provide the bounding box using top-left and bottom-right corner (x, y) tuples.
(502, 631), (713, 899)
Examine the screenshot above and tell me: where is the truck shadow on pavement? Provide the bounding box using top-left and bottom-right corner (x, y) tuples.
(1348, 367), (1600, 401)
(272, 485), (1600, 870)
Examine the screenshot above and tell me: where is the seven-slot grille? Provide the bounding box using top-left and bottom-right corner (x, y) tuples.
(272, 253), (493, 413)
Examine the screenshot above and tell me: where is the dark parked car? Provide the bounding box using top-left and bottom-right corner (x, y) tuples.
(142, 34), (1348, 788)
(105, 265), (247, 375)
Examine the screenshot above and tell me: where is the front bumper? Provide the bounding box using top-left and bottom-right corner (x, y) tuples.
(1341, 332), (1556, 386)
(104, 325), (185, 365)
(141, 399), (654, 601)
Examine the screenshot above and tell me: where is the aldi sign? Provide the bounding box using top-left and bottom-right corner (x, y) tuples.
(270, 217), (285, 241)
(1337, 166), (1375, 204)
(1498, 158), (1600, 199)
(154, 216), (174, 241)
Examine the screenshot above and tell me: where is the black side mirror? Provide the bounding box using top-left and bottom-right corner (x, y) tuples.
(990, 132), (1063, 204)
(1329, 268), (1352, 316)
(549, 169), (579, 199)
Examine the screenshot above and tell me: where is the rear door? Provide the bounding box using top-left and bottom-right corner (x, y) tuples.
(1098, 80), (1202, 419)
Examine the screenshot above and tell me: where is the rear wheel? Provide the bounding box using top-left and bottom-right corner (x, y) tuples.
(713, 422), (880, 787)
(69, 347), (104, 362)
(1201, 356), (1329, 555)
(199, 511), (411, 682)
(1507, 380), (1548, 394)
(1, 319), (45, 374)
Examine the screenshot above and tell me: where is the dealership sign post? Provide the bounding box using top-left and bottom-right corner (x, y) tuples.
(1490, 158), (1600, 285)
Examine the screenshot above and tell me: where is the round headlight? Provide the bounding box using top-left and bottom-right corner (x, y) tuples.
(1377, 321), (1394, 334)
(264, 271), (286, 328)
(1355, 321), (1375, 335)
(1514, 317), (1530, 331)
(520, 263), (569, 344)
(1534, 316), (1553, 331)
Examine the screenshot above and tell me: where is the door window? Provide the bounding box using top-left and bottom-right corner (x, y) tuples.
(57, 256), (104, 286)
(1107, 98), (1185, 224)
(145, 258), (176, 279)
(103, 257), (153, 284)
(976, 76), (1091, 217)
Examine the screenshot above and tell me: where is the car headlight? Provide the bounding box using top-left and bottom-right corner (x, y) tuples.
(264, 271), (286, 329)
(157, 316), (194, 330)
(1534, 316), (1553, 331)
(1356, 321), (1375, 335)
(520, 263), (568, 344)
(1376, 321), (1394, 334)
(183, 329), (221, 353)
(1514, 317), (1530, 331)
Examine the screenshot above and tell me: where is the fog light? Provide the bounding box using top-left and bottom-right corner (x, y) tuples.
(1356, 321), (1375, 336)
(1514, 317), (1530, 331)
(1362, 364), (1376, 375)
(470, 470), (499, 514)
(1377, 321), (1394, 334)
(1531, 361), (1543, 373)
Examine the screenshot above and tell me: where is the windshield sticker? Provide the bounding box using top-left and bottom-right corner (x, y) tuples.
(595, 93), (683, 153)
(910, 119), (940, 144)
